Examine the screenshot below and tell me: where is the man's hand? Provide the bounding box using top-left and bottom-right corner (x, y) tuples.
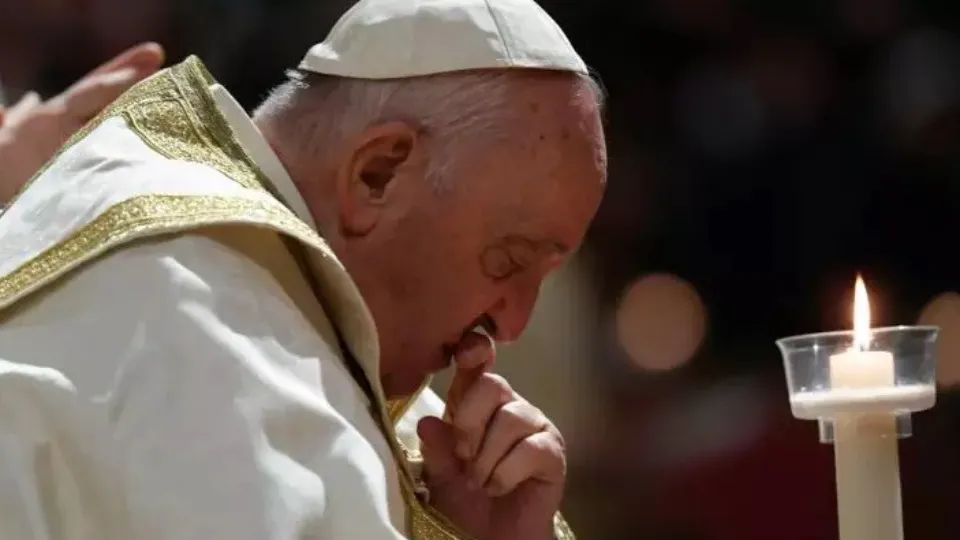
(0, 42), (165, 204)
(418, 333), (566, 540)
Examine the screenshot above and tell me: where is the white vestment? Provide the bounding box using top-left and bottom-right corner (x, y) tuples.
(0, 57), (475, 540)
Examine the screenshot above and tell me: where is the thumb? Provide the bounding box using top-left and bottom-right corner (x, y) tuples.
(417, 416), (462, 485)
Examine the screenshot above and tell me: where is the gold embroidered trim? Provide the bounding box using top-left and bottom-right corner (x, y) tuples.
(0, 194), (321, 309)
(387, 397), (415, 424)
(0, 56), (268, 213)
(387, 376), (433, 424)
(374, 395), (469, 538)
(554, 513), (577, 540)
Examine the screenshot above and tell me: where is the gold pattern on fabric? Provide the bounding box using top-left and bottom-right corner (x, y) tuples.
(368, 393), (466, 538)
(387, 377), (432, 424)
(129, 58), (271, 191)
(387, 398), (413, 424)
(0, 195), (320, 309)
(1, 56), (267, 211)
(554, 513), (577, 540)
(393, 436), (468, 540)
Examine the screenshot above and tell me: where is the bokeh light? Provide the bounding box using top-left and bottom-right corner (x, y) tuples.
(616, 273), (707, 372)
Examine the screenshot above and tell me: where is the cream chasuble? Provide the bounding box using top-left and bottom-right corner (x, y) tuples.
(0, 56), (573, 540)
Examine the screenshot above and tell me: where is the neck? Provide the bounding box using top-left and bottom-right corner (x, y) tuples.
(254, 116), (340, 237)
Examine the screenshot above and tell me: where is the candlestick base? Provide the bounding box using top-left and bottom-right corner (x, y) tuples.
(776, 325), (939, 430)
(777, 325), (935, 540)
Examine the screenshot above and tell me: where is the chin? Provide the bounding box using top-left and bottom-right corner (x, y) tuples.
(380, 350), (449, 399)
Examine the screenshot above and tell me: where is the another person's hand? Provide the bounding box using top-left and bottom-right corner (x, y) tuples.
(418, 333), (566, 540)
(0, 42), (165, 204)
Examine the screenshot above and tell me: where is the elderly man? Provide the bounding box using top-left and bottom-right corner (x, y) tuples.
(0, 0), (606, 538)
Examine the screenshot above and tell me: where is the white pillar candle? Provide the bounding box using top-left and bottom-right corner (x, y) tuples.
(829, 277), (902, 540)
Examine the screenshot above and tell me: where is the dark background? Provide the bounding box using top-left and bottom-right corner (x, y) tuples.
(2, 0), (960, 538)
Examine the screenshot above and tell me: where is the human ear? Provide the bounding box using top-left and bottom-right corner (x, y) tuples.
(336, 121), (417, 236)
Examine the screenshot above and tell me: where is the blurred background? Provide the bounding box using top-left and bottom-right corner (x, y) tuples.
(4, 0), (960, 538)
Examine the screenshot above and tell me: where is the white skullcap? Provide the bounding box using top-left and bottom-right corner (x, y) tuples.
(298, 0), (587, 79)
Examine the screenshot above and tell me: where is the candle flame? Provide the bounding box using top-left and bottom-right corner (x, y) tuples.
(853, 275), (871, 349)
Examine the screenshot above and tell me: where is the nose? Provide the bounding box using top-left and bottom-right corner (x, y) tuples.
(488, 281), (542, 343)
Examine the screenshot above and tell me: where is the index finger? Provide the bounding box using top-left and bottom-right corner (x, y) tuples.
(444, 332), (495, 421)
(60, 43), (166, 122)
(453, 332), (495, 372)
(449, 333), (495, 385)
(59, 69), (141, 125)
(86, 42), (165, 77)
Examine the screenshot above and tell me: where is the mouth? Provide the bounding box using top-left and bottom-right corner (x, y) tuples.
(441, 325), (497, 370)
(439, 332), (475, 370)
(437, 314), (498, 371)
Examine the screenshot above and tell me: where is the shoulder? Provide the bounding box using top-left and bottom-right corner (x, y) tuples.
(60, 228), (299, 312)
(5, 226), (357, 396)
(88, 228), (339, 355)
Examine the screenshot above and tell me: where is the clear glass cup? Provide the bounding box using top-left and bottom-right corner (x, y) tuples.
(776, 326), (938, 441)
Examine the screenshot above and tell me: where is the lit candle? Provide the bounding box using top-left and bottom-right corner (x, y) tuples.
(829, 276), (902, 540)
(830, 277), (896, 389)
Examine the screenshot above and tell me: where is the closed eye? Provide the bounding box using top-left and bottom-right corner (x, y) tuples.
(481, 247), (525, 281)
(481, 235), (565, 281)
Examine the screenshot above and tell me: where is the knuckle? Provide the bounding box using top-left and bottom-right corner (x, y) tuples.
(452, 410), (478, 433)
(500, 399), (526, 416)
(529, 430), (565, 464)
(480, 373), (512, 400)
(530, 433), (566, 476)
(553, 428), (567, 452)
(498, 400), (535, 428)
(528, 432), (554, 453)
(489, 462), (513, 488)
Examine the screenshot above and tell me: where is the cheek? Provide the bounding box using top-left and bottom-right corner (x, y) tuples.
(386, 212), (496, 331)
(402, 247), (492, 325)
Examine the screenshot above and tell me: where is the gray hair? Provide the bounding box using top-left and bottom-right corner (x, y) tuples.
(253, 68), (604, 190)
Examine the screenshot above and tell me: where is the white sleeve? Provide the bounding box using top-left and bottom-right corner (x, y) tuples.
(0, 233), (408, 540)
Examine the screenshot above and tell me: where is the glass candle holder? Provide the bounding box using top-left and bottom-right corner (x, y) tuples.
(776, 325), (938, 442)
